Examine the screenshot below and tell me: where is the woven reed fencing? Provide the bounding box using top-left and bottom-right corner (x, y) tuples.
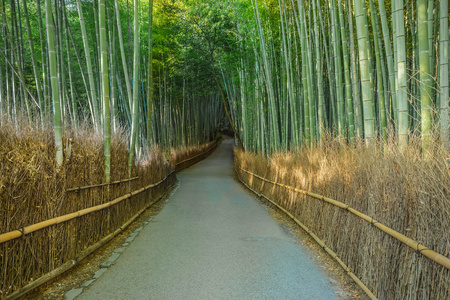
(0, 123), (219, 299)
(235, 146), (450, 300)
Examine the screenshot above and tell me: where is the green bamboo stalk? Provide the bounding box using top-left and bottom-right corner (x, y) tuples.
(440, 0), (449, 143)
(55, 0), (67, 124)
(418, 0), (432, 156)
(62, 2), (78, 129)
(76, 0), (99, 129)
(0, 25), (3, 121)
(300, 1), (316, 144)
(427, 0), (434, 74)
(346, 0), (363, 137)
(107, 0), (117, 133)
(99, 0), (111, 182)
(67, 25), (95, 121)
(317, 0), (338, 134)
(22, 0), (44, 125)
(354, 0), (375, 146)
(37, 0), (48, 121)
(291, 0), (310, 145)
(395, 0), (409, 150)
(312, 0), (325, 143)
(338, 0), (355, 140)
(330, 0), (345, 137)
(253, 0), (280, 151)
(128, 0), (140, 175)
(369, 0), (387, 139)
(147, 0), (154, 148)
(114, 0), (132, 116)
(45, 0), (63, 166)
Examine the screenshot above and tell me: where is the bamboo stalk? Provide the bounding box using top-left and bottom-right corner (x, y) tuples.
(239, 168), (450, 270)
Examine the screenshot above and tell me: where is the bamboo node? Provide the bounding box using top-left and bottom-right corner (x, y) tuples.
(416, 244), (426, 255)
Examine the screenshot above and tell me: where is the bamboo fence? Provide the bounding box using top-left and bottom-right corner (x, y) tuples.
(239, 168), (450, 270)
(0, 137), (219, 299)
(235, 153), (450, 299)
(237, 177), (377, 300)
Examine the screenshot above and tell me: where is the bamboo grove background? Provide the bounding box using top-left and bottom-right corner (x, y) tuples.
(0, 0), (227, 177)
(0, 0), (449, 298)
(0, 0), (448, 158)
(223, 0), (448, 154)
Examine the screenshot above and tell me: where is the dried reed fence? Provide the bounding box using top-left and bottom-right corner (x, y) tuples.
(235, 137), (450, 300)
(172, 141), (219, 171)
(0, 121), (218, 299)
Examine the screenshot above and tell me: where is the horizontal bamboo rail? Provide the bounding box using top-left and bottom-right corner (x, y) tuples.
(66, 177), (139, 192)
(174, 141), (218, 168)
(0, 172), (174, 245)
(1, 140), (220, 245)
(5, 180), (175, 300)
(65, 140), (218, 192)
(1, 140), (220, 299)
(239, 168), (450, 270)
(237, 175), (377, 300)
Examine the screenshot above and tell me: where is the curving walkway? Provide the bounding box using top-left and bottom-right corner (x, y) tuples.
(76, 139), (341, 299)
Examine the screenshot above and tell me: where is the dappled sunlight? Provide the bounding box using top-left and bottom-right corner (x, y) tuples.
(235, 136), (450, 300)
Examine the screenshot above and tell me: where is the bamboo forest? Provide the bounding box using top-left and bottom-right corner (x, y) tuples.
(0, 0), (449, 299)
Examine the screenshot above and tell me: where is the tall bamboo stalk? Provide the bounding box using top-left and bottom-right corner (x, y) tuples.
(338, 0), (355, 140)
(354, 0), (374, 146)
(99, 0), (111, 182)
(439, 0), (448, 143)
(45, 0), (63, 166)
(418, 0), (433, 156)
(76, 0), (99, 129)
(369, 0), (387, 138)
(395, 0), (409, 150)
(22, 0), (43, 125)
(128, 0), (140, 175)
(147, 0), (154, 148)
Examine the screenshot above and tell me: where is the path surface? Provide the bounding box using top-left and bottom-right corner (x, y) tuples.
(77, 139), (340, 299)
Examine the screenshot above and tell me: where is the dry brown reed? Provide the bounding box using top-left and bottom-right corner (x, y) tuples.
(0, 120), (215, 299)
(235, 135), (450, 300)
(171, 140), (219, 171)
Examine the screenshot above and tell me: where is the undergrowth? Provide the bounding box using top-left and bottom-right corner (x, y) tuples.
(235, 135), (450, 299)
(0, 119), (215, 298)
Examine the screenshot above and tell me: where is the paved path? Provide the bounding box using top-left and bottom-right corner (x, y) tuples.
(77, 139), (340, 299)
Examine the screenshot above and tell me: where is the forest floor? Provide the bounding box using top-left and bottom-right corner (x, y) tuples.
(28, 139), (365, 300)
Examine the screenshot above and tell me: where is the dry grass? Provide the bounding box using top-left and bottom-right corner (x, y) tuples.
(235, 135), (450, 299)
(0, 120), (214, 299)
(171, 140), (219, 171)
